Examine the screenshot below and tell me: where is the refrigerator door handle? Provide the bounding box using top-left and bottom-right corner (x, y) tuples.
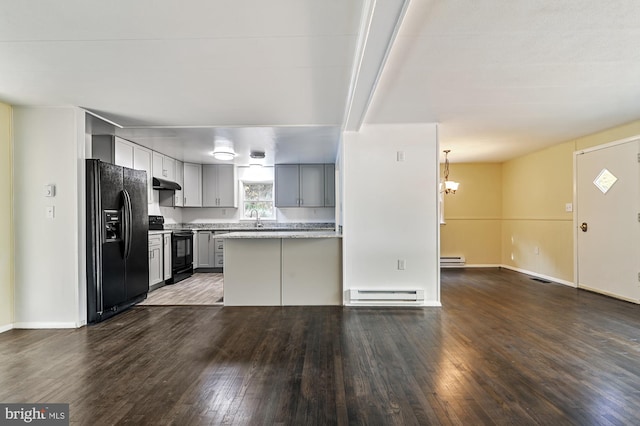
(122, 189), (133, 259)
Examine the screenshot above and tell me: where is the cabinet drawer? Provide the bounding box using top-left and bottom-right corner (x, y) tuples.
(215, 254), (224, 267)
(215, 239), (224, 251)
(148, 235), (162, 246)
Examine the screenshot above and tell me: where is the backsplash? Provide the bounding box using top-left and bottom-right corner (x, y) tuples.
(164, 222), (335, 230)
(180, 207), (335, 224)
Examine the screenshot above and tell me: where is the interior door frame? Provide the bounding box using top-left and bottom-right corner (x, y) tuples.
(573, 134), (640, 292)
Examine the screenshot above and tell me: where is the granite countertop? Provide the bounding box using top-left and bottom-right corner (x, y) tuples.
(165, 222), (335, 232)
(216, 231), (342, 239)
(191, 227), (335, 232)
(148, 230), (173, 235)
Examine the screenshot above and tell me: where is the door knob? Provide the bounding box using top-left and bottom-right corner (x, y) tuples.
(580, 222), (588, 232)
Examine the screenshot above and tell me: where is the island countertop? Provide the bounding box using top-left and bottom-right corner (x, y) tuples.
(216, 230), (342, 239)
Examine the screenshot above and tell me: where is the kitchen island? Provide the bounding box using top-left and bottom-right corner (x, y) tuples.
(216, 231), (342, 306)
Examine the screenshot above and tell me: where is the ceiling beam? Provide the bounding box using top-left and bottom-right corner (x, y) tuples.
(342, 0), (411, 132)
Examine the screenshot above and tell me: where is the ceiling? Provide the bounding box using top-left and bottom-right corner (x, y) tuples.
(2, 0), (640, 164)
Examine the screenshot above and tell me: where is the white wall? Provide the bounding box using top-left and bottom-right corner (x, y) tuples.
(148, 190), (183, 224)
(13, 107), (85, 327)
(0, 102), (13, 332)
(181, 166), (335, 224)
(342, 123), (440, 305)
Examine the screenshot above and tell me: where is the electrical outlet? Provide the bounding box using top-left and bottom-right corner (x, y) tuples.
(46, 206), (55, 219)
(534, 246), (540, 255)
(565, 203), (573, 212)
(396, 151), (405, 162)
(44, 184), (56, 197)
(398, 259), (406, 270)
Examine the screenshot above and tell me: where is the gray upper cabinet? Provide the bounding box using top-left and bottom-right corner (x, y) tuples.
(275, 164), (300, 207)
(92, 135), (153, 204)
(153, 152), (175, 181)
(174, 160), (184, 207)
(299, 164), (324, 207)
(183, 162), (202, 207)
(324, 164), (335, 207)
(203, 164), (236, 207)
(275, 164), (334, 208)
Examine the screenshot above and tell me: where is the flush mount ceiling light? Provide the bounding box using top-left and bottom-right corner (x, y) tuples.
(212, 138), (236, 161)
(442, 150), (460, 194)
(249, 150), (265, 167)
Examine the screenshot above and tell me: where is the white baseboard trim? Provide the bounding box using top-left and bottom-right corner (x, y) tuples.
(12, 322), (79, 329)
(441, 263), (576, 288)
(460, 264), (502, 268)
(0, 323), (14, 334)
(499, 265), (576, 288)
(578, 284), (639, 304)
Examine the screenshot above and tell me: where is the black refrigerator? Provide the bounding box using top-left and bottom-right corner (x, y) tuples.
(86, 159), (149, 323)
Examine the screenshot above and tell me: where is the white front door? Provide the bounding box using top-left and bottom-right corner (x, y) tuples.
(575, 138), (640, 303)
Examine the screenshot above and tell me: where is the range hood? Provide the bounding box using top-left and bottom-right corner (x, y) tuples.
(152, 177), (181, 191)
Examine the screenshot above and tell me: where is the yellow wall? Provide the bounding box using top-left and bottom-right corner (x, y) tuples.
(501, 119), (640, 282)
(0, 102), (13, 329)
(441, 118), (640, 283)
(501, 142), (575, 282)
(575, 120), (640, 151)
(441, 163), (502, 265)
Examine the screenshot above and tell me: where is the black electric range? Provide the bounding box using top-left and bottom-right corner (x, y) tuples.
(148, 216), (194, 284)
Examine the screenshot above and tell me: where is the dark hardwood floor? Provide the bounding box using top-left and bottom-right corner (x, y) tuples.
(1, 268), (639, 425)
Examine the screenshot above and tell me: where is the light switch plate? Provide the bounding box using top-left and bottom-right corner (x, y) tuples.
(46, 206), (55, 219)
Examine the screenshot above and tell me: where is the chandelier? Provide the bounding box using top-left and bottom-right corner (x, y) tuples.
(442, 150), (459, 194)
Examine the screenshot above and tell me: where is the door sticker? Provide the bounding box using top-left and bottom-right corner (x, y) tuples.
(593, 168), (617, 194)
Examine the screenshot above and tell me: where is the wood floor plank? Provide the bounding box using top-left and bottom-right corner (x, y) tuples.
(140, 273), (223, 306)
(1, 268), (640, 424)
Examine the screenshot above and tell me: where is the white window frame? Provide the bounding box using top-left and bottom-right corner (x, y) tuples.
(240, 180), (275, 221)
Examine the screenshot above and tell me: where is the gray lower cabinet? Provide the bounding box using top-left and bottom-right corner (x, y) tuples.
(197, 231), (228, 269)
(149, 235), (163, 286)
(197, 231), (214, 267)
(214, 231), (227, 268)
(275, 164), (333, 207)
(163, 233), (172, 280)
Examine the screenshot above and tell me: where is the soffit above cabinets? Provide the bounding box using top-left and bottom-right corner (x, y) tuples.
(114, 126), (341, 166)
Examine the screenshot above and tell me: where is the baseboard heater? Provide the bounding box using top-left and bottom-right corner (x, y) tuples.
(348, 289), (424, 304)
(440, 256), (466, 267)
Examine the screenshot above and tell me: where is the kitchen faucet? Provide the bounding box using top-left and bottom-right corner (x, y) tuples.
(249, 209), (263, 228)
